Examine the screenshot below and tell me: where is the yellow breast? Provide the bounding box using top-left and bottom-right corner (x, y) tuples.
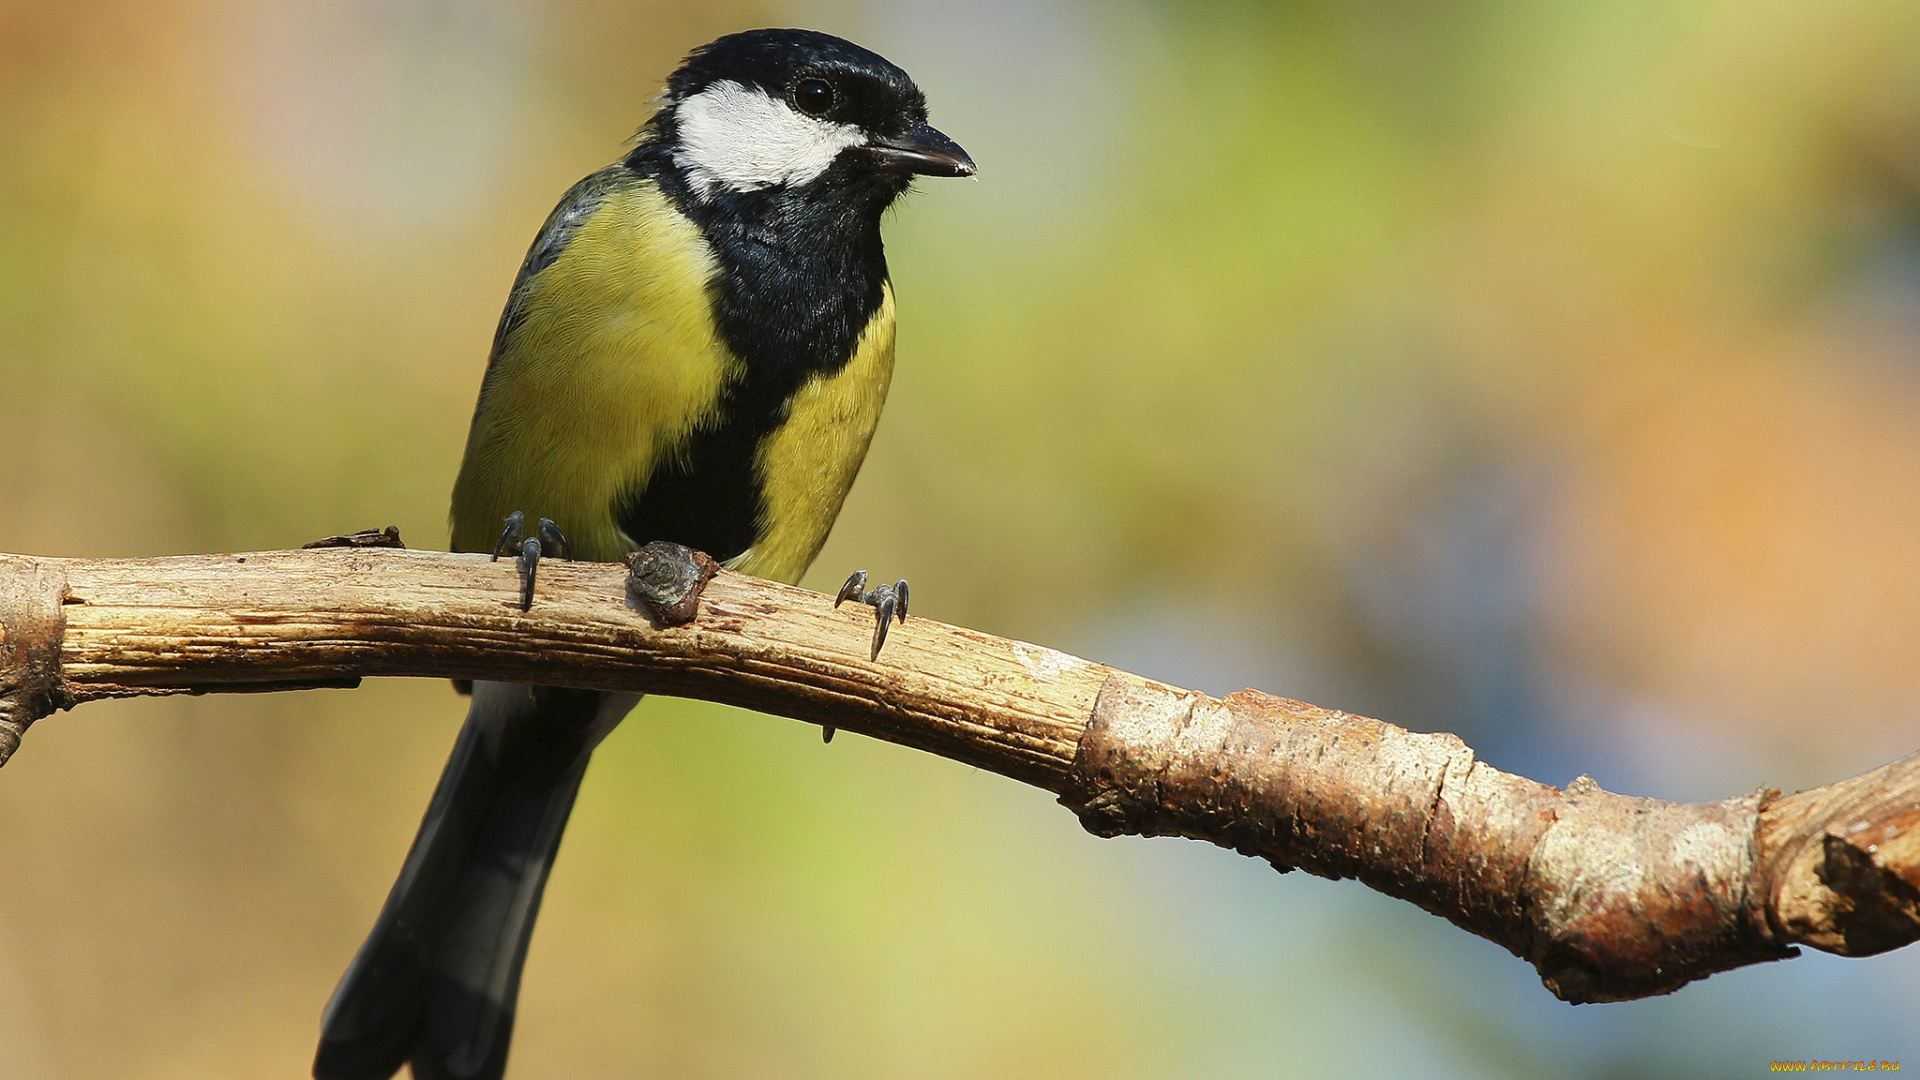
(450, 179), (734, 563)
(733, 286), (896, 584)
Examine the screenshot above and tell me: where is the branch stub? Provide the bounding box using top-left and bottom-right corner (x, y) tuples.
(625, 543), (719, 627)
(0, 557), (74, 767)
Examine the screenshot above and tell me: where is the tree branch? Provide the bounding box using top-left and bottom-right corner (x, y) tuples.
(1, 542), (1915, 1003)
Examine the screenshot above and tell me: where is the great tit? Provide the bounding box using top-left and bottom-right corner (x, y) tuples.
(313, 29), (972, 1080)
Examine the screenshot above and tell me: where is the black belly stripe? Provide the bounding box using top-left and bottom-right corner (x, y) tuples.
(612, 144), (900, 561)
(613, 374), (804, 563)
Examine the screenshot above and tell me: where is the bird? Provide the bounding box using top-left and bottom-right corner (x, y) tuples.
(312, 28), (972, 1080)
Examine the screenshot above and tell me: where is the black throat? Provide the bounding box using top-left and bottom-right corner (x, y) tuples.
(611, 140), (899, 565)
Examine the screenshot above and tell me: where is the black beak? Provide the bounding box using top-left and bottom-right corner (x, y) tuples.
(867, 122), (976, 178)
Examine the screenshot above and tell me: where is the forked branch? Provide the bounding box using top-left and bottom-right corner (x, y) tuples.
(0, 541), (1915, 1003)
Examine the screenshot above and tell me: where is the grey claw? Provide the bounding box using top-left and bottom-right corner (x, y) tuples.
(537, 517), (571, 561)
(823, 726), (836, 743)
(835, 570), (909, 659)
(492, 512), (572, 611)
(516, 537), (542, 612)
(492, 511), (527, 562)
(869, 590), (897, 659)
(835, 569), (868, 607)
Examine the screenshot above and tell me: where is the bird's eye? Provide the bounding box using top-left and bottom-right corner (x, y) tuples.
(793, 78), (835, 117)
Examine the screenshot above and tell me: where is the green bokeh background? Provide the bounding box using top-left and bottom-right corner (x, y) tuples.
(2, 1), (1918, 1076)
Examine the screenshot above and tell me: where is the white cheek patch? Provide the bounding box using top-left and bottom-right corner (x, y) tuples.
(673, 80), (866, 196)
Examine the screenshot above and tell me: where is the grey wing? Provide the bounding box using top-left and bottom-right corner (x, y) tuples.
(471, 165), (641, 417)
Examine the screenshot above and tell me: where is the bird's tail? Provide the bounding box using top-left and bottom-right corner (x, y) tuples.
(314, 683), (635, 1080)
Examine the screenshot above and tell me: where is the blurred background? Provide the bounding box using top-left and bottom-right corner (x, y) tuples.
(1, 0), (1917, 1076)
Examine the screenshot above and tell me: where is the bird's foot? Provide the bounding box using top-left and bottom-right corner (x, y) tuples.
(834, 569), (908, 661)
(824, 570), (908, 744)
(491, 511), (571, 611)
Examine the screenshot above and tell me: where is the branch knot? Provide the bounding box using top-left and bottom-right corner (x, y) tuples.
(0, 557), (74, 767)
(625, 543), (719, 627)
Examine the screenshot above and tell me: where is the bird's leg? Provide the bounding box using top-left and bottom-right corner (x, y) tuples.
(834, 569), (909, 660)
(823, 569), (907, 744)
(491, 511), (572, 611)
(810, 568), (906, 745)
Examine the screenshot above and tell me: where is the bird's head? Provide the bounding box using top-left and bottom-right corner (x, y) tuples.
(648, 29), (974, 205)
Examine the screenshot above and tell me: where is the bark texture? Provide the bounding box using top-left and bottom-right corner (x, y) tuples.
(1, 544), (1915, 1003)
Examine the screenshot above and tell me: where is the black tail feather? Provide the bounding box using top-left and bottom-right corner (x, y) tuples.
(314, 684), (633, 1080)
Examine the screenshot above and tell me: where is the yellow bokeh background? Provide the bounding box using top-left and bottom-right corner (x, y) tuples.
(3, 0), (1918, 1076)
